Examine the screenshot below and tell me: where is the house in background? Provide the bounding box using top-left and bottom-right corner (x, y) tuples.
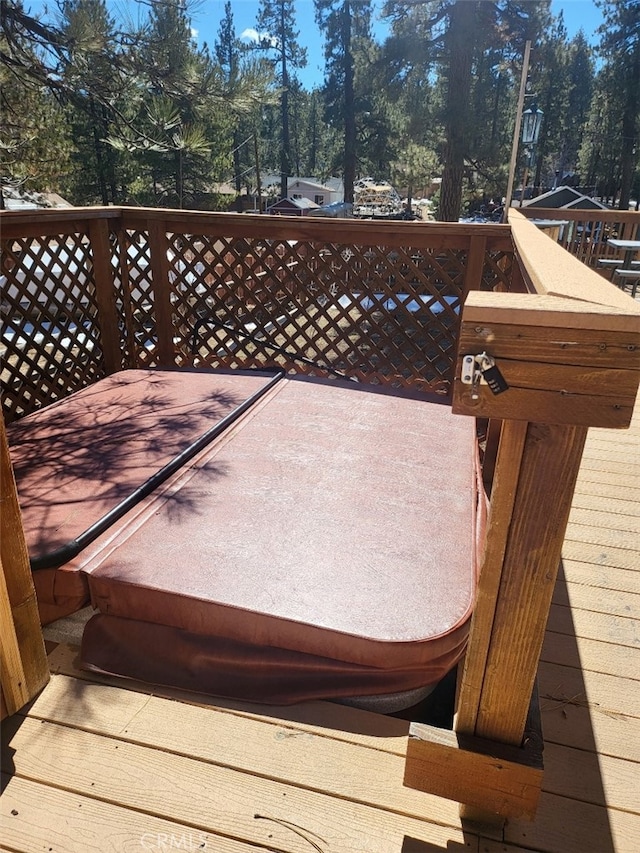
(266, 196), (320, 216)
(288, 177), (344, 207)
(0, 186), (72, 210)
(260, 176), (344, 207)
(522, 185), (609, 211)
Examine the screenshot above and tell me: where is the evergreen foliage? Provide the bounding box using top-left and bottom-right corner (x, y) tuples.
(0, 0), (637, 214)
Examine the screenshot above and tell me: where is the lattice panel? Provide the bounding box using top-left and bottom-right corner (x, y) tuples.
(1, 234), (106, 423)
(482, 250), (515, 292)
(174, 235), (474, 397)
(2, 218), (516, 423)
(114, 231), (159, 367)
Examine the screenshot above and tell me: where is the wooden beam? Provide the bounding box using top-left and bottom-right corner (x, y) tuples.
(404, 716), (543, 820)
(0, 554), (29, 716)
(476, 425), (587, 740)
(453, 291), (640, 428)
(509, 209), (640, 309)
(463, 234), (487, 294)
(460, 290), (640, 332)
(147, 220), (176, 367)
(89, 218), (122, 375)
(456, 420), (527, 731)
(454, 383), (636, 429)
(0, 417), (48, 718)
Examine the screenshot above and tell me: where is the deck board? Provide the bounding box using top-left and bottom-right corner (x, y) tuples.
(2, 401), (639, 853)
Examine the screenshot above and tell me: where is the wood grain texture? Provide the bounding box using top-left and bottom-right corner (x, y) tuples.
(19, 673), (462, 828)
(2, 715), (470, 853)
(474, 423), (588, 745)
(88, 218), (122, 374)
(404, 722), (542, 819)
(453, 381), (636, 428)
(456, 419), (527, 733)
(0, 774), (276, 853)
(510, 208), (640, 311)
(461, 290), (640, 330)
(0, 418), (48, 716)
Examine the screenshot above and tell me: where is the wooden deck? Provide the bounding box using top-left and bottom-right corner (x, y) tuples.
(2, 403), (639, 853)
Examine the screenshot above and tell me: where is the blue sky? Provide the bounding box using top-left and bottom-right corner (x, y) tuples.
(195, 1), (605, 88)
(31, 1), (605, 90)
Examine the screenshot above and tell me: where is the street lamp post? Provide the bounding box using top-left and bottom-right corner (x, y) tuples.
(519, 103), (544, 205)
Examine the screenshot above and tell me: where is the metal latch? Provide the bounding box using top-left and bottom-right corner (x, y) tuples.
(461, 352), (509, 398)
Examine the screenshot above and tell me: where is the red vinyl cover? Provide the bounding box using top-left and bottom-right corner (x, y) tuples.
(83, 377), (482, 696)
(7, 367), (278, 622)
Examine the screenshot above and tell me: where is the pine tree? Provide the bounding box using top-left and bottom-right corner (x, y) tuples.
(59, 0), (129, 204)
(0, 1), (79, 201)
(256, 0), (307, 198)
(597, 0), (640, 209)
(315, 0), (374, 203)
(215, 2), (245, 195)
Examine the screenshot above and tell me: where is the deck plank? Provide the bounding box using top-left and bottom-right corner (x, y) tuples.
(537, 660), (640, 722)
(570, 491), (640, 516)
(545, 604), (639, 648)
(563, 522), (638, 552)
(2, 716), (474, 853)
(557, 561), (640, 594)
(3, 358), (639, 853)
(17, 671), (464, 829)
(541, 630), (640, 682)
(539, 691), (640, 761)
(552, 581), (640, 616)
(560, 539), (640, 571)
(568, 506), (640, 533)
(1, 774), (269, 853)
(541, 741), (639, 813)
(502, 794), (640, 853)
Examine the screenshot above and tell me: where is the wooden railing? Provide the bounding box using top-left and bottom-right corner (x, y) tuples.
(1, 208), (515, 423)
(519, 206), (640, 270)
(2, 205), (639, 824)
(405, 209), (640, 822)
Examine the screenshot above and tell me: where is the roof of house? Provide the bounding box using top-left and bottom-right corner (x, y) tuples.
(260, 175), (343, 194)
(523, 186), (609, 210)
(267, 196), (320, 211)
(1, 187), (73, 210)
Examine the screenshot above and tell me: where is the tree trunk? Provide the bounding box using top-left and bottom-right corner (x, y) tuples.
(342, 1), (356, 205)
(233, 129), (242, 195)
(89, 96), (109, 206)
(618, 43), (639, 210)
(280, 3), (291, 200)
(438, 1), (477, 222)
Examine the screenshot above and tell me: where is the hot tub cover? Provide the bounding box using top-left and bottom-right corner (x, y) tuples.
(81, 376), (484, 701)
(8, 367), (280, 621)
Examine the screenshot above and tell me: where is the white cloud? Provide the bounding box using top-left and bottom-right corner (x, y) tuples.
(241, 28), (260, 43)
(241, 28), (278, 48)
(191, 27), (198, 39)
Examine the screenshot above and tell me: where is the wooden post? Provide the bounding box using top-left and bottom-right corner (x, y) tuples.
(89, 217), (122, 375)
(405, 278), (640, 821)
(503, 40), (531, 220)
(0, 416), (49, 718)
(148, 219), (176, 367)
(457, 420), (587, 743)
(463, 234), (487, 295)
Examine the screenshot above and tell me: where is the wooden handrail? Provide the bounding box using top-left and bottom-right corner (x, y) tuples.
(1, 205), (512, 250)
(517, 205), (640, 270)
(510, 208), (640, 307)
(518, 205), (640, 225)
